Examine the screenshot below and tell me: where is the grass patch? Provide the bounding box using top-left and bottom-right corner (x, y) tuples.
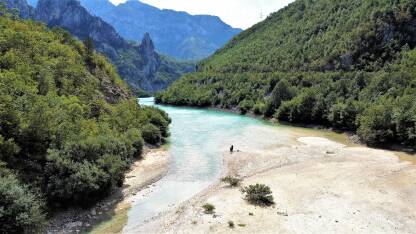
(90, 203), (131, 234)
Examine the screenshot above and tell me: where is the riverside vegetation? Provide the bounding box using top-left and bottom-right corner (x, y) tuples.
(157, 0), (416, 149)
(0, 8), (170, 233)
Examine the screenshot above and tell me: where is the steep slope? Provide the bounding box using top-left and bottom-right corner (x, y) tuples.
(80, 0), (241, 61)
(158, 0), (416, 148)
(0, 10), (170, 233)
(199, 0), (416, 72)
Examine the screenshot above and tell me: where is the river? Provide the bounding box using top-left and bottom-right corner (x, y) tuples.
(122, 97), (276, 232)
(90, 97), (380, 233)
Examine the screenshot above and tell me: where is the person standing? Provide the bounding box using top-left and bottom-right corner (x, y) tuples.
(230, 145), (234, 153)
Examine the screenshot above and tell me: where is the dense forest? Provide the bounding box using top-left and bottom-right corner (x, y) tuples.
(0, 8), (170, 233)
(157, 0), (416, 149)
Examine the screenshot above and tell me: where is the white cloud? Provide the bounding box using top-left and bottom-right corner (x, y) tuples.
(109, 0), (294, 29)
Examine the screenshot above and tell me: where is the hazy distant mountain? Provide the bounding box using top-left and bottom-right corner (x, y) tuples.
(80, 0), (242, 61)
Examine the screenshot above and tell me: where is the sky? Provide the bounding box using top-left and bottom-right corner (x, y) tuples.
(108, 0), (294, 29)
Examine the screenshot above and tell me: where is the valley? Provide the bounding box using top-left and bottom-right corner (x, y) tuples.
(1, 0), (416, 233)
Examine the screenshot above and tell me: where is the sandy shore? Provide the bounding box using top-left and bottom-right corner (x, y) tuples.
(148, 135), (416, 234)
(89, 148), (170, 234)
(47, 148), (169, 234)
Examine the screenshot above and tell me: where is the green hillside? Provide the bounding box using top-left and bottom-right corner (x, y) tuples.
(199, 0), (416, 72)
(0, 9), (169, 233)
(157, 0), (416, 148)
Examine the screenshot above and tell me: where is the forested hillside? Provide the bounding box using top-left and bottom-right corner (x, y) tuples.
(157, 0), (416, 149)
(0, 9), (170, 233)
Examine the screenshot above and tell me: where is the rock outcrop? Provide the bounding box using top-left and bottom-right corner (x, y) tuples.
(35, 0), (127, 60)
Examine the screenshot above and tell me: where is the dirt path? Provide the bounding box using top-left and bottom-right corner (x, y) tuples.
(152, 137), (416, 234)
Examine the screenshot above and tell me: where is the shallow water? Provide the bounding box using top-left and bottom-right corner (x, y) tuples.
(123, 98), (270, 232)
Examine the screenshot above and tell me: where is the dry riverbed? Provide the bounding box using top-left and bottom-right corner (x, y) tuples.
(47, 148), (169, 233)
(145, 130), (416, 234)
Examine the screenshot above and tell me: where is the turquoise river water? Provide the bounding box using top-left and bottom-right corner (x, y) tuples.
(122, 97), (270, 232)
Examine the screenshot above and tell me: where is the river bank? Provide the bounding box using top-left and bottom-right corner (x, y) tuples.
(46, 147), (169, 233)
(143, 127), (416, 233)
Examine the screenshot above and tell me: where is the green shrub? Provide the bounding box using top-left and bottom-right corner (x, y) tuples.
(238, 100), (254, 115)
(0, 173), (45, 233)
(241, 184), (274, 206)
(221, 176), (241, 187)
(141, 123), (162, 145)
(253, 102), (266, 115)
(202, 203), (215, 214)
(228, 221), (235, 228)
(357, 99), (395, 146)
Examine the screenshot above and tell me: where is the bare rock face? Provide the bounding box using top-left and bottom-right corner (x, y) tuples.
(35, 0), (127, 59)
(139, 33), (160, 78)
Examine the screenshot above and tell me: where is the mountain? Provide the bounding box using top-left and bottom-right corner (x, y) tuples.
(79, 0), (242, 61)
(157, 0), (416, 148)
(0, 10), (170, 233)
(3, 0), (193, 92)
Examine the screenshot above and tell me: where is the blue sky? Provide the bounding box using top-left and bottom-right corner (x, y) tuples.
(109, 0), (294, 29)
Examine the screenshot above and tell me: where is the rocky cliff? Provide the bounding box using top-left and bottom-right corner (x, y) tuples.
(35, 0), (127, 59)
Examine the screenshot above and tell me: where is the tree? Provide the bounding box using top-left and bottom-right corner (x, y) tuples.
(265, 79), (294, 117)
(357, 98), (395, 145)
(83, 37), (95, 68)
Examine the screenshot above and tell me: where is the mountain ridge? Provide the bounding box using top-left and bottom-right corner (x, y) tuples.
(79, 0), (241, 61)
